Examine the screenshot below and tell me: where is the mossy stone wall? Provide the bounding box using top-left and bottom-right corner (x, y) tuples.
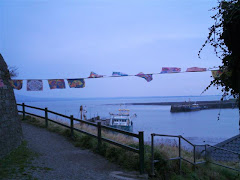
(0, 54), (22, 158)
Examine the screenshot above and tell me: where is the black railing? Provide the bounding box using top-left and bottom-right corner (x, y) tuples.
(17, 103), (145, 174)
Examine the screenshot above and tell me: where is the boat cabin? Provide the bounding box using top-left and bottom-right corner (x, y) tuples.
(109, 109), (134, 131)
(111, 116), (131, 126)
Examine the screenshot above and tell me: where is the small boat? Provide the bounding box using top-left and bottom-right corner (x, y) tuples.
(109, 109), (134, 132)
(171, 101), (201, 112)
(189, 103), (201, 111)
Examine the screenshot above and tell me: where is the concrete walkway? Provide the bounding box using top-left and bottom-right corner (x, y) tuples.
(22, 122), (122, 180)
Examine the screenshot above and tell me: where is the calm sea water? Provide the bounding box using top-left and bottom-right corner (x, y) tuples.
(18, 95), (239, 146)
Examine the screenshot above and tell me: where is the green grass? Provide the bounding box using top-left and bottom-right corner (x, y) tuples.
(0, 141), (52, 180)
(20, 115), (240, 180)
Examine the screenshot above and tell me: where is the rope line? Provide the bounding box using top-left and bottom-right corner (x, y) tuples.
(12, 68), (218, 80)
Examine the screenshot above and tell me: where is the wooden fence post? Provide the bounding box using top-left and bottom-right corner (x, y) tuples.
(45, 108), (48, 128)
(139, 131), (144, 174)
(151, 133), (155, 177)
(193, 145), (196, 171)
(22, 103), (25, 120)
(97, 122), (102, 152)
(205, 144), (207, 161)
(179, 136), (182, 175)
(70, 115), (74, 140)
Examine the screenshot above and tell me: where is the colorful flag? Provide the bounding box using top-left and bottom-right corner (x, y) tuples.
(88, 72), (104, 78)
(211, 70), (224, 78)
(161, 67), (181, 73)
(27, 80), (43, 91)
(112, 72), (128, 76)
(186, 67), (207, 72)
(48, 79), (66, 89)
(136, 72), (153, 82)
(67, 79), (85, 88)
(0, 79), (4, 87)
(10, 80), (23, 90)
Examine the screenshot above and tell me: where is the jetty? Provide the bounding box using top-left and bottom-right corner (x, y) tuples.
(126, 99), (237, 112)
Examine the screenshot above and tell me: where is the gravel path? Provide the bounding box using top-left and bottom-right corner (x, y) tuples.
(22, 122), (122, 180)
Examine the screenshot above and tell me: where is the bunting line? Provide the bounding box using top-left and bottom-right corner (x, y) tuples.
(7, 66), (222, 90)
(11, 67), (217, 81)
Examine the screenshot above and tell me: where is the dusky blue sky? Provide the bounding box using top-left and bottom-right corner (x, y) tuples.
(0, 0), (223, 98)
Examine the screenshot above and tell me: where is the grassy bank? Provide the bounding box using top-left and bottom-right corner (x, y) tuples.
(20, 115), (240, 180)
(0, 141), (51, 180)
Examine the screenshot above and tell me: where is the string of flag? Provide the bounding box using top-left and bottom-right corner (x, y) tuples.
(0, 67), (224, 91)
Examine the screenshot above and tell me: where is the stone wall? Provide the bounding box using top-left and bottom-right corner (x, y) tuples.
(207, 134), (240, 162)
(0, 54), (23, 158)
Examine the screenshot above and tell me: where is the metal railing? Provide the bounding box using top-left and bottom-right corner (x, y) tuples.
(151, 133), (240, 176)
(17, 103), (145, 174)
(206, 144), (240, 172)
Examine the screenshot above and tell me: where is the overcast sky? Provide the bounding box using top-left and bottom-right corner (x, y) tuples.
(0, 0), (222, 98)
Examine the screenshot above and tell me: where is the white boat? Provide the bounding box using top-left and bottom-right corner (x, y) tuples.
(171, 101), (201, 112)
(109, 109), (134, 131)
(190, 103), (201, 111)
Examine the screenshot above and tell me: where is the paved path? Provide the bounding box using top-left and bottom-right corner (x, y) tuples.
(22, 122), (121, 180)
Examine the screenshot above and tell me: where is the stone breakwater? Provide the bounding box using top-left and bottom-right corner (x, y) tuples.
(124, 100), (237, 112)
(126, 99), (236, 106)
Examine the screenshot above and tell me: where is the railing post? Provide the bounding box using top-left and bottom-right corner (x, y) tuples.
(22, 103), (25, 120)
(70, 115), (74, 140)
(151, 133), (155, 177)
(193, 145), (196, 170)
(139, 131), (144, 174)
(97, 122), (102, 152)
(45, 108), (48, 128)
(179, 136), (182, 175)
(205, 144), (207, 161)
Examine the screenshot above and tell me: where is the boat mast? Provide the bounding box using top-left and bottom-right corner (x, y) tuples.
(80, 105), (83, 120)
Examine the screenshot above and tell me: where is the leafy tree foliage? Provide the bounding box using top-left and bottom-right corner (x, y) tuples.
(199, 0), (240, 100)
